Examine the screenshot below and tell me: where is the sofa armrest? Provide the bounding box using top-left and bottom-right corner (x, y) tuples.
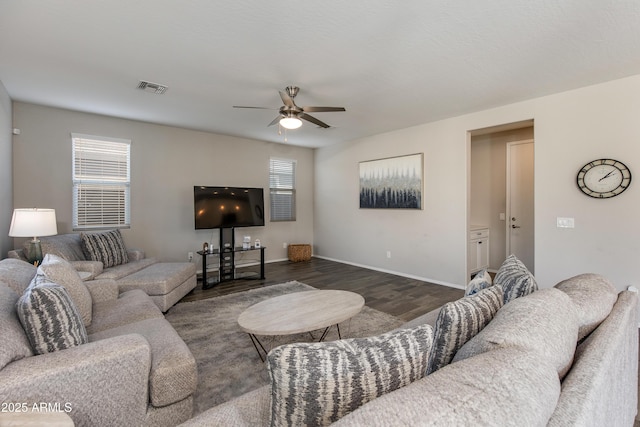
(85, 279), (119, 303)
(0, 334), (152, 427)
(70, 260), (103, 278)
(128, 249), (145, 261)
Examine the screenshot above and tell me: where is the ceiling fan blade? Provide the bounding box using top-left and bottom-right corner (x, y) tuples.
(301, 106), (346, 113)
(268, 115), (283, 127)
(279, 90), (296, 108)
(299, 113), (330, 128)
(233, 106), (278, 110)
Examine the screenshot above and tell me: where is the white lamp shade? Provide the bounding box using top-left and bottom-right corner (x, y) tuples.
(9, 208), (58, 238)
(280, 116), (302, 130)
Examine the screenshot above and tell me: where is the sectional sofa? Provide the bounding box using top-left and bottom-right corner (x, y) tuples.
(183, 266), (638, 426)
(0, 255), (197, 426)
(8, 231), (196, 312)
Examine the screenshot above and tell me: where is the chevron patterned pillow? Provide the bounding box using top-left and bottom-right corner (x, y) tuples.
(465, 268), (493, 296)
(267, 324), (433, 427)
(426, 284), (503, 375)
(16, 273), (88, 355)
(80, 229), (129, 268)
(494, 254), (538, 303)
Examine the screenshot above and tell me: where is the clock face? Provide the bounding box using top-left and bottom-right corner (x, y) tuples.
(577, 159), (631, 198)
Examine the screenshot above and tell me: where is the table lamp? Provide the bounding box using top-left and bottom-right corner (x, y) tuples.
(8, 208), (58, 266)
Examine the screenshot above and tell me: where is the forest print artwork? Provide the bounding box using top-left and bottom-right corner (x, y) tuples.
(359, 153), (423, 209)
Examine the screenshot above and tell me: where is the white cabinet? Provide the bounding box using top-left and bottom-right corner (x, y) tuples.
(468, 227), (490, 276)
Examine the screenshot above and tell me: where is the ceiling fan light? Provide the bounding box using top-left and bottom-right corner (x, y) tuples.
(280, 116), (302, 130)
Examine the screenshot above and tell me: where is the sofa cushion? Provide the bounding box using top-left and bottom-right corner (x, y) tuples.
(38, 233), (87, 261)
(333, 347), (561, 427)
(16, 274), (89, 355)
(465, 268), (492, 296)
(266, 323), (433, 427)
(0, 283), (34, 370)
(554, 273), (618, 340)
(494, 254), (538, 303)
(426, 284), (503, 375)
(0, 258), (37, 295)
(88, 289), (164, 334)
(95, 258), (157, 281)
(117, 262), (196, 295)
(81, 229), (129, 268)
(89, 317), (197, 407)
(453, 288), (579, 378)
(180, 386), (270, 427)
(39, 254), (93, 326)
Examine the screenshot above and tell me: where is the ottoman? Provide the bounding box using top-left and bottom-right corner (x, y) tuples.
(117, 262), (197, 311)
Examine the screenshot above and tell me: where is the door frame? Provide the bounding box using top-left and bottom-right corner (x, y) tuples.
(505, 139), (534, 268)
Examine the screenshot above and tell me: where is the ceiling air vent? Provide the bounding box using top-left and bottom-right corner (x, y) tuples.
(137, 80), (168, 94)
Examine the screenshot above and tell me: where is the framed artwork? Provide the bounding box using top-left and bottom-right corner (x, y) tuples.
(359, 153), (423, 209)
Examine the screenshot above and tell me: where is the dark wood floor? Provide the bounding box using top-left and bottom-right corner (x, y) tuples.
(181, 257), (463, 322)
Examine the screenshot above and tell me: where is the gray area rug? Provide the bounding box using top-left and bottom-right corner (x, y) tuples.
(164, 281), (404, 416)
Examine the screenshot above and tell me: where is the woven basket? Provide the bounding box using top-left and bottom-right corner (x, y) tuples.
(288, 244), (311, 262)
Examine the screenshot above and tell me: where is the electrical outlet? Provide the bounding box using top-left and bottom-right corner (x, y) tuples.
(188, 252), (194, 262)
(283, 242), (288, 249)
(386, 251), (391, 259)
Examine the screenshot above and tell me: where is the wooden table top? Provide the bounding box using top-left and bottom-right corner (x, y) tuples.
(237, 290), (365, 336)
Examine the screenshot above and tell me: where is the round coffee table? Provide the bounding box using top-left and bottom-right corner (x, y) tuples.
(238, 290), (365, 361)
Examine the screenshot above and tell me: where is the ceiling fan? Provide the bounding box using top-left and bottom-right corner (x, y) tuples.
(233, 86), (346, 129)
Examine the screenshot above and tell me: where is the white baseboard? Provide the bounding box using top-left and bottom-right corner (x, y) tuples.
(312, 255), (464, 290)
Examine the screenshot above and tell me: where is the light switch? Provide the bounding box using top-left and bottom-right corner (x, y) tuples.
(557, 217), (575, 228)
(499, 213), (506, 221)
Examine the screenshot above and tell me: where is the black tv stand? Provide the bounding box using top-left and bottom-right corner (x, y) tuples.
(198, 228), (265, 289)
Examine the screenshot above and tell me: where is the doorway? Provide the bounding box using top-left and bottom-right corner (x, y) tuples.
(469, 121), (534, 276)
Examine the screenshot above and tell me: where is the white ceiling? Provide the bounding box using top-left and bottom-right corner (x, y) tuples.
(1, 1), (639, 148)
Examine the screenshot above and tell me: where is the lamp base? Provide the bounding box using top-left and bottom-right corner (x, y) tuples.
(26, 239), (43, 266)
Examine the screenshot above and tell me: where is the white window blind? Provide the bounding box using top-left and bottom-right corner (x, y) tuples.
(72, 134), (131, 230)
(270, 158), (296, 222)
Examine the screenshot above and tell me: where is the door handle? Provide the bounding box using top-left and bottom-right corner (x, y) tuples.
(511, 225), (521, 229)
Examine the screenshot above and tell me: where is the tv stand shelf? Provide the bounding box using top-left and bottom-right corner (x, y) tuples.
(198, 246), (266, 290)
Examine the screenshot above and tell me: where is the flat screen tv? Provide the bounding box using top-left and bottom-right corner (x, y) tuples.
(194, 186), (265, 229)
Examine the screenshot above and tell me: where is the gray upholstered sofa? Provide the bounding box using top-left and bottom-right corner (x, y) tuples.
(9, 232), (196, 312)
(0, 257), (198, 427)
(182, 273), (638, 426)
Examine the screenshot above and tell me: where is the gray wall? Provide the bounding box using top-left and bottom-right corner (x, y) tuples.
(0, 82), (12, 258)
(11, 102), (314, 263)
(315, 74), (640, 292)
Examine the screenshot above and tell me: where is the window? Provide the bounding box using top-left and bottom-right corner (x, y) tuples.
(269, 157), (296, 222)
(72, 134), (131, 230)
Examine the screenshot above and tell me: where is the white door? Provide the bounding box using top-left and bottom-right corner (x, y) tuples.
(506, 140), (534, 273)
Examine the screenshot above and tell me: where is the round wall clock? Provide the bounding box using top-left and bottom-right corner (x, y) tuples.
(576, 158), (632, 198)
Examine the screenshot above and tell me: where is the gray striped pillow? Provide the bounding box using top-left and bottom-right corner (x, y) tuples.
(426, 284), (503, 375)
(267, 324), (433, 427)
(16, 274), (89, 355)
(465, 268), (492, 296)
(80, 229), (129, 268)
(494, 254), (538, 303)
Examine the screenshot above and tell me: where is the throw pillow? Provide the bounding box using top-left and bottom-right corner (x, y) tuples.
(452, 288), (579, 379)
(465, 269), (492, 296)
(494, 254), (538, 303)
(39, 254), (93, 326)
(16, 274), (89, 355)
(38, 234), (87, 261)
(80, 229), (129, 268)
(426, 284), (503, 375)
(554, 273), (618, 341)
(267, 324), (433, 427)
